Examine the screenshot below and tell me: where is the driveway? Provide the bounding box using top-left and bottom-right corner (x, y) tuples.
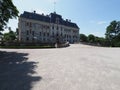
(0, 44), (120, 90)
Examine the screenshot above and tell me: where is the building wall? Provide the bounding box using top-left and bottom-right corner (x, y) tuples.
(18, 18), (79, 44)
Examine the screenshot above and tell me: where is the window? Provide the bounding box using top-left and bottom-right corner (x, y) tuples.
(26, 37), (29, 41)
(67, 35), (68, 38)
(47, 33), (49, 36)
(47, 26), (50, 29)
(44, 33), (45, 36)
(32, 38), (34, 41)
(56, 18), (59, 24)
(30, 22), (32, 27)
(26, 22), (29, 26)
(56, 33), (58, 36)
(52, 26), (54, 30)
(57, 26), (59, 30)
(64, 34), (66, 38)
(45, 26), (48, 29)
(41, 25), (43, 30)
(43, 25), (45, 29)
(52, 32), (54, 36)
(40, 32), (41, 36)
(61, 33), (62, 36)
(32, 31), (34, 36)
(30, 29), (31, 34)
(43, 38), (45, 41)
(26, 30), (29, 35)
(33, 23), (36, 29)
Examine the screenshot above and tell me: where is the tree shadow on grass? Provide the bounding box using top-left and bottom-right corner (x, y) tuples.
(0, 51), (41, 90)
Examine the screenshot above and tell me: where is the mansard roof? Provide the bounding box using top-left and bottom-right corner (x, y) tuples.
(20, 11), (79, 29)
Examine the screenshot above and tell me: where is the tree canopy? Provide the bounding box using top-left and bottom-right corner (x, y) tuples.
(79, 20), (120, 47)
(88, 34), (95, 43)
(80, 34), (88, 42)
(3, 27), (16, 41)
(105, 20), (120, 47)
(0, 0), (19, 31)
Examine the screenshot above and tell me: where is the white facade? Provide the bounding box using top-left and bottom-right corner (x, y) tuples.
(18, 11), (79, 44)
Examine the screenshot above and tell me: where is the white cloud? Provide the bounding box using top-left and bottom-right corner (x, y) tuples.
(89, 20), (107, 25)
(97, 21), (107, 25)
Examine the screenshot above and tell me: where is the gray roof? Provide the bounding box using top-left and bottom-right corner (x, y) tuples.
(20, 11), (79, 29)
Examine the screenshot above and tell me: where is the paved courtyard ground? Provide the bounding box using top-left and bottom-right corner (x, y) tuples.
(0, 44), (120, 90)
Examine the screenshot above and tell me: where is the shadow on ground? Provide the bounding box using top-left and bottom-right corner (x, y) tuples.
(0, 51), (41, 90)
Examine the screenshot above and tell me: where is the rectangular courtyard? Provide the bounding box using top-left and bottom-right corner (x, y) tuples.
(0, 44), (120, 90)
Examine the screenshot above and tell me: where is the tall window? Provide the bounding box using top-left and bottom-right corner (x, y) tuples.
(32, 38), (34, 41)
(64, 34), (66, 38)
(52, 25), (54, 30)
(26, 37), (29, 41)
(43, 33), (45, 36)
(61, 33), (62, 36)
(57, 26), (59, 30)
(61, 27), (62, 31)
(56, 18), (59, 24)
(47, 33), (49, 36)
(33, 23), (36, 29)
(30, 22), (32, 27)
(40, 32), (41, 36)
(32, 31), (34, 36)
(43, 38), (45, 41)
(26, 22), (29, 26)
(52, 32), (54, 36)
(47, 26), (50, 29)
(30, 29), (31, 34)
(26, 30), (29, 35)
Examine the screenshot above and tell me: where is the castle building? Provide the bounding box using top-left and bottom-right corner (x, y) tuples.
(18, 11), (79, 44)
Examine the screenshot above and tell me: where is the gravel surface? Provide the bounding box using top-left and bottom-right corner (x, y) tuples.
(0, 44), (120, 90)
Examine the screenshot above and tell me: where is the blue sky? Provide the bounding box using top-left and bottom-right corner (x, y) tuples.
(6, 0), (120, 37)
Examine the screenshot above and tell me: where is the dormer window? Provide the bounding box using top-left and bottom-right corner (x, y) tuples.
(56, 18), (59, 24)
(52, 25), (54, 30)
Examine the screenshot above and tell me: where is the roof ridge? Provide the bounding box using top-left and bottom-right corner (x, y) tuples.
(20, 11), (79, 29)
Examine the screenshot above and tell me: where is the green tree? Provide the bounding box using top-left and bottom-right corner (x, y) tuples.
(0, 0), (19, 31)
(95, 36), (100, 43)
(80, 34), (88, 42)
(3, 27), (16, 41)
(106, 21), (117, 40)
(105, 21), (120, 47)
(88, 34), (95, 43)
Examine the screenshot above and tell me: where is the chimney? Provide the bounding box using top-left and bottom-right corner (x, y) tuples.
(33, 10), (36, 14)
(42, 13), (44, 16)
